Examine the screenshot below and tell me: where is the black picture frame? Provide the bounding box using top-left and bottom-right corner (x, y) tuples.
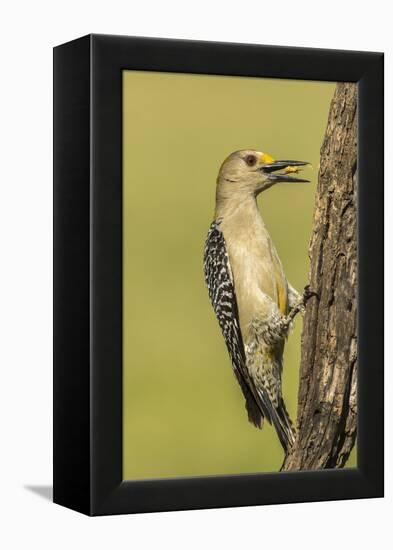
(53, 34), (384, 516)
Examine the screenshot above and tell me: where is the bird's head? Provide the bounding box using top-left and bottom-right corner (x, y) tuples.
(216, 150), (310, 202)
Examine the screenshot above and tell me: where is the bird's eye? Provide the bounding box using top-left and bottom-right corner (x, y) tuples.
(245, 155), (257, 167)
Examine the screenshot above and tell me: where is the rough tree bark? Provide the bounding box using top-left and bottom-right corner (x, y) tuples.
(282, 83), (358, 470)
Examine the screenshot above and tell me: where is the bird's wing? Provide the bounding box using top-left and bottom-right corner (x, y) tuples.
(204, 220), (265, 427)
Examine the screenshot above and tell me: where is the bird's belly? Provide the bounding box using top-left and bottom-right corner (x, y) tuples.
(231, 256), (276, 333)
(245, 340), (282, 407)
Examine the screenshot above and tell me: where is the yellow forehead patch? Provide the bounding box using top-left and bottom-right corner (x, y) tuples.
(260, 152), (275, 164)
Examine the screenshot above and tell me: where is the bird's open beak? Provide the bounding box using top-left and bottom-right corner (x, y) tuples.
(261, 160), (310, 183)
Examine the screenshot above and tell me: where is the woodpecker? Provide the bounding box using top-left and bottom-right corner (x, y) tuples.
(204, 150), (314, 453)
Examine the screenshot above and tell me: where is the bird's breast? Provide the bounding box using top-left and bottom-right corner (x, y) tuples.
(220, 212), (288, 337)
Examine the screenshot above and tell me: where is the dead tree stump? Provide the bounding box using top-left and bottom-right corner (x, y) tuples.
(283, 83), (358, 470)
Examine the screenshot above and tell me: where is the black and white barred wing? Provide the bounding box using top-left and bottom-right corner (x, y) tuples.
(203, 222), (245, 372)
(203, 221), (263, 428)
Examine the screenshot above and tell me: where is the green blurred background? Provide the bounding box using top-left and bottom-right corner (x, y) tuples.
(123, 71), (355, 480)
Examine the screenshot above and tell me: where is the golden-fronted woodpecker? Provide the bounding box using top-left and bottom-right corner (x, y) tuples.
(204, 150), (314, 452)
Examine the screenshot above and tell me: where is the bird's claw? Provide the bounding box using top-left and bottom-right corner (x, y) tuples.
(302, 284), (319, 306)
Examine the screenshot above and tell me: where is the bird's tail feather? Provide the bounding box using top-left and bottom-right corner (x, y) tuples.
(271, 399), (296, 453)
(255, 386), (296, 453)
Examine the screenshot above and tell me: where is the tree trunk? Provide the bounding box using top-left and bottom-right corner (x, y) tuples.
(282, 83), (358, 471)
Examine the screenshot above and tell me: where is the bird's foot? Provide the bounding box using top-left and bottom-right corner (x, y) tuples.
(302, 284), (319, 306)
(286, 286), (319, 323)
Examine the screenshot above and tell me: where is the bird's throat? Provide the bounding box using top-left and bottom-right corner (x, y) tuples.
(215, 193), (260, 223)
